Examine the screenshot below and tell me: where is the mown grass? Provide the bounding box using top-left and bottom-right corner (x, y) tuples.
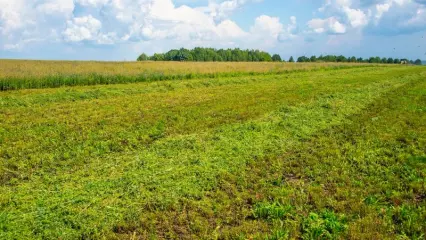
(0, 60), (376, 90)
(0, 63), (425, 239)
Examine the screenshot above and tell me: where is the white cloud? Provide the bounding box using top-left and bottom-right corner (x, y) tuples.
(278, 16), (298, 41)
(36, 0), (74, 16)
(374, 0), (412, 22)
(216, 20), (248, 38)
(250, 15), (283, 38)
(75, 0), (109, 7)
(203, 0), (264, 22)
(0, 0), (28, 34)
(375, 3), (391, 20)
(308, 17), (346, 34)
(63, 15), (103, 42)
(403, 7), (426, 26)
(248, 15), (300, 47)
(393, 0), (411, 6)
(343, 7), (369, 27)
(317, 0), (370, 30)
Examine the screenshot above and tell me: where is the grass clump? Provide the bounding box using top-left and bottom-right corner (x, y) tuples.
(301, 210), (347, 240)
(253, 202), (293, 221)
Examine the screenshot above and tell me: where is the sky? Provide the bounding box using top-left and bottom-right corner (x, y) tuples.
(0, 0), (425, 61)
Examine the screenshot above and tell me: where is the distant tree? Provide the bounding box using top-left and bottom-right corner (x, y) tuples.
(178, 48), (193, 61)
(336, 55), (347, 62)
(164, 49), (179, 61)
(324, 55), (336, 62)
(259, 51), (273, 62)
(369, 56), (381, 63)
(150, 53), (165, 61)
(297, 56), (310, 62)
(272, 54), (282, 62)
(139, 48), (408, 65)
(414, 59), (422, 65)
(137, 53), (149, 61)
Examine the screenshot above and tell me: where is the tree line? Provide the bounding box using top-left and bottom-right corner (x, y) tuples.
(138, 48), (281, 62)
(137, 47), (422, 65)
(294, 55), (422, 65)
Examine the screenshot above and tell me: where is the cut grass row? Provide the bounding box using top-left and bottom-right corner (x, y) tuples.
(0, 60), (379, 90)
(0, 65), (425, 239)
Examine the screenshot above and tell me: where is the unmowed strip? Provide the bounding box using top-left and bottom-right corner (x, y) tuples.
(0, 60), (375, 90)
(0, 63), (425, 239)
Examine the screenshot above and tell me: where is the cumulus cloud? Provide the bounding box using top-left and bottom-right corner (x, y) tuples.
(203, 0), (264, 22)
(63, 15), (103, 42)
(365, 0), (426, 34)
(0, 0), (266, 50)
(278, 16), (299, 41)
(0, 0), (30, 34)
(216, 20), (248, 38)
(343, 6), (369, 27)
(0, 0), (423, 57)
(308, 17), (347, 34)
(375, 3), (391, 21)
(36, 0), (74, 16)
(250, 15), (283, 38)
(75, 0), (109, 7)
(402, 7), (426, 27)
(312, 0), (425, 36)
(316, 0), (370, 29)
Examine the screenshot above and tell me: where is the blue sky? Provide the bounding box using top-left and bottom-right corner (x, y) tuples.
(0, 0), (425, 61)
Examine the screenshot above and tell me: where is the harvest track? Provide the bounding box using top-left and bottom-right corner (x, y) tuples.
(0, 63), (425, 239)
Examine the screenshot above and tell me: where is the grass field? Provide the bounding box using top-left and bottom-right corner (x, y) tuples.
(0, 60), (373, 91)
(0, 62), (425, 239)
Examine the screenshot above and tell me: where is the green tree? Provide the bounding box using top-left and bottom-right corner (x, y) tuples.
(414, 59), (422, 65)
(272, 54), (282, 62)
(369, 57), (381, 63)
(289, 56), (295, 62)
(178, 48), (193, 61)
(164, 49), (179, 61)
(387, 58), (394, 64)
(137, 53), (149, 61)
(297, 56), (310, 62)
(150, 53), (165, 61)
(336, 55), (347, 62)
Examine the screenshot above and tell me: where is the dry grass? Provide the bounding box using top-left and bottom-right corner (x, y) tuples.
(0, 59), (371, 78)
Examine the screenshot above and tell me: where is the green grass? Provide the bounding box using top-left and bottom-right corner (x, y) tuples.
(0, 64), (425, 239)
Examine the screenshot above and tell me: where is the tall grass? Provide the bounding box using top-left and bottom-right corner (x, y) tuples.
(0, 60), (379, 90)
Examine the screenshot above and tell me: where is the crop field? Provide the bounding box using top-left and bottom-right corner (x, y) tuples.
(0, 60), (372, 91)
(0, 61), (425, 239)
